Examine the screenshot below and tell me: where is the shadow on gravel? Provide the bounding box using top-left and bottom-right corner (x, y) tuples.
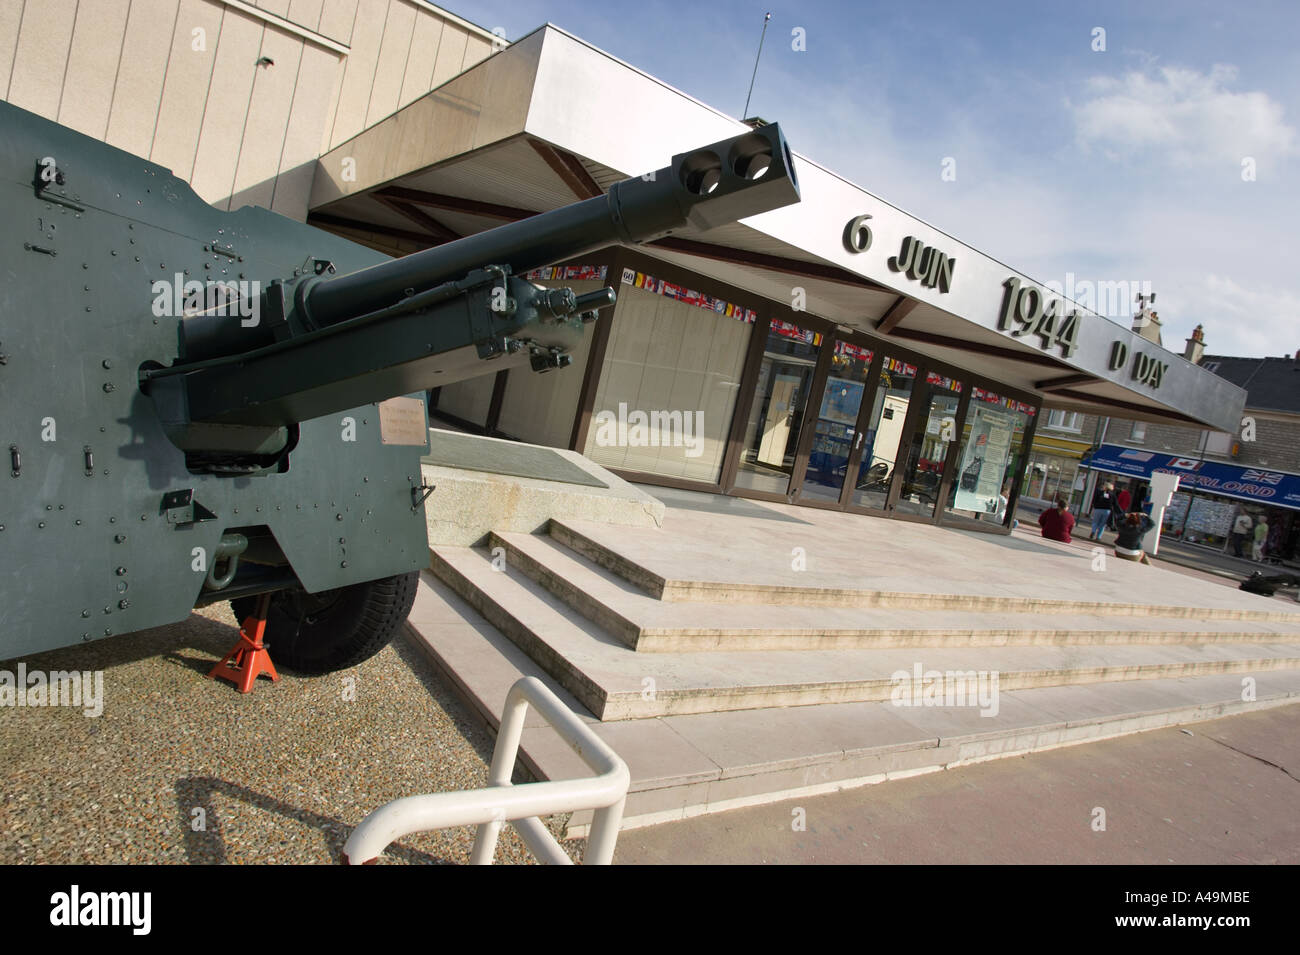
(0, 611), (239, 673)
(174, 775), (452, 865)
(388, 628), (507, 773)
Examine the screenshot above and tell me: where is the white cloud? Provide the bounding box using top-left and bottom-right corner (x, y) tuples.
(1072, 64), (1298, 167)
(1170, 273), (1300, 357)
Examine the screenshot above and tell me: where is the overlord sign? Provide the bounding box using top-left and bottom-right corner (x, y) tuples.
(1081, 445), (1300, 508)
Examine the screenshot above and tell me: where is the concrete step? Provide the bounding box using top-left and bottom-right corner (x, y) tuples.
(548, 519), (1300, 622)
(403, 572), (1300, 837)
(430, 545), (1300, 721)
(492, 530), (1300, 652)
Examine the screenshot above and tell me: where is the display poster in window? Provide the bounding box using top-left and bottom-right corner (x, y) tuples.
(819, 376), (864, 425)
(953, 406), (1015, 514)
(1168, 494), (1235, 542)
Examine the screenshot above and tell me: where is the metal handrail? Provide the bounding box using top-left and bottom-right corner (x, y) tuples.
(342, 676), (630, 865)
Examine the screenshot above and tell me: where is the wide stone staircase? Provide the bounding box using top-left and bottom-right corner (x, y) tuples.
(410, 518), (1300, 836)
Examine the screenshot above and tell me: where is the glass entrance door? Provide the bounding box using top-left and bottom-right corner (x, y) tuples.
(795, 340), (875, 504)
(893, 373), (965, 518)
(848, 356), (917, 511)
(733, 319), (823, 497)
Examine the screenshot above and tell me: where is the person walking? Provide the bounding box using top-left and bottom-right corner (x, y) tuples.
(1229, 510), (1254, 558)
(1038, 497), (1075, 543)
(1253, 515), (1270, 562)
(1088, 481), (1115, 540)
(1114, 511), (1156, 565)
(1110, 486), (1130, 533)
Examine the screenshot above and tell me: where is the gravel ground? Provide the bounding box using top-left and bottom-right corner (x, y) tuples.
(0, 604), (582, 864)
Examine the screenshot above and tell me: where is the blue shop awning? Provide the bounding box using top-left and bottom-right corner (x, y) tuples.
(1081, 444), (1300, 511)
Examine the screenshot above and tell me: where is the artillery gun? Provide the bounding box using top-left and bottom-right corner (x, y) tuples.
(0, 101), (800, 674)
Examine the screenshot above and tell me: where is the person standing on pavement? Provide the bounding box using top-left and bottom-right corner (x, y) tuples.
(1114, 511), (1156, 564)
(1110, 486), (1129, 533)
(1229, 510), (1254, 558)
(1115, 486), (1132, 516)
(1089, 481), (1115, 540)
(1038, 497), (1075, 543)
(1253, 515), (1270, 562)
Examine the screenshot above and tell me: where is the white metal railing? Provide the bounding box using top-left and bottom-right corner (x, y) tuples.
(342, 676), (630, 865)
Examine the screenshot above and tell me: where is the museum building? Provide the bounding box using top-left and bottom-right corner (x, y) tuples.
(306, 23), (1243, 534)
(1, 4), (1247, 536)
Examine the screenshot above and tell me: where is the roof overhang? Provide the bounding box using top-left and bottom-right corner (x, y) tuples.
(308, 24), (1246, 433)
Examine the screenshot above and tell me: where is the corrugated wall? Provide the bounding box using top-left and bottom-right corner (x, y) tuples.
(0, 0), (497, 219)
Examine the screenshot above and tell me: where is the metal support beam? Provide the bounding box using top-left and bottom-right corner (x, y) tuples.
(371, 194), (461, 243)
(307, 212), (437, 247)
(888, 327), (1072, 370)
(528, 139), (604, 200)
(1051, 388), (1207, 427)
(650, 236), (891, 291)
(375, 186), (537, 222)
(875, 295), (918, 334)
(1035, 372), (1098, 392)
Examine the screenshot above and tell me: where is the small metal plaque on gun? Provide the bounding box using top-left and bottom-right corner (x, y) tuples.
(378, 397), (429, 446)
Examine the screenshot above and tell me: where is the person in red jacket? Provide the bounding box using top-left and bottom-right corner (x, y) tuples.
(1115, 487), (1132, 514)
(1038, 497), (1075, 543)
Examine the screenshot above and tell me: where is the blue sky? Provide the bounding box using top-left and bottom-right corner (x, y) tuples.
(465, 0), (1300, 359)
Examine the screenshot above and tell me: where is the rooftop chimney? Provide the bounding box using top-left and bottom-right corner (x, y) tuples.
(1133, 291), (1163, 345)
(1184, 324), (1206, 364)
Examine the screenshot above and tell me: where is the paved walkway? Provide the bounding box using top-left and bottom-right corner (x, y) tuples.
(613, 703), (1300, 864)
(1015, 503), (1298, 588)
(1009, 519), (1299, 606)
(614, 487), (1298, 616)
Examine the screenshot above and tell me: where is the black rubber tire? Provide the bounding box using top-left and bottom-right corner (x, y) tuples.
(231, 571), (418, 675)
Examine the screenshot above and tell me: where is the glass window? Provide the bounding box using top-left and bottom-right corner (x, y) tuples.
(799, 340), (874, 503)
(733, 319), (823, 495)
(433, 373), (495, 428)
(497, 277), (605, 447)
(583, 278), (753, 483)
(893, 372), (963, 518)
(946, 388), (1035, 526)
(1203, 430), (1233, 455)
(850, 356), (917, 509)
(1046, 409), (1080, 431)
(1130, 421), (1147, 441)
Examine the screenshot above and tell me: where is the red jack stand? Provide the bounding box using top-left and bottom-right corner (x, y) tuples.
(208, 593), (280, 694)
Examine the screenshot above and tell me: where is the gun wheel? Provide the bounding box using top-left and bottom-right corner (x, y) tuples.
(230, 571), (418, 675)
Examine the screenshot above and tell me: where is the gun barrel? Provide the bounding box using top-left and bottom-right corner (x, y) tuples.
(302, 123), (798, 327)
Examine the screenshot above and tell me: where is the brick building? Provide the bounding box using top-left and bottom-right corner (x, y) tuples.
(1054, 349), (1300, 565)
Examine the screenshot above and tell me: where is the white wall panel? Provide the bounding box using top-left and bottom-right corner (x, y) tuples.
(58, 0), (131, 139)
(105, 0), (180, 159)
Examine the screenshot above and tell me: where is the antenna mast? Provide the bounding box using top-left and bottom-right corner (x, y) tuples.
(743, 12), (772, 120)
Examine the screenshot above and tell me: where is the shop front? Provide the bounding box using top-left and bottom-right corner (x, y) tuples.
(1080, 445), (1300, 563)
